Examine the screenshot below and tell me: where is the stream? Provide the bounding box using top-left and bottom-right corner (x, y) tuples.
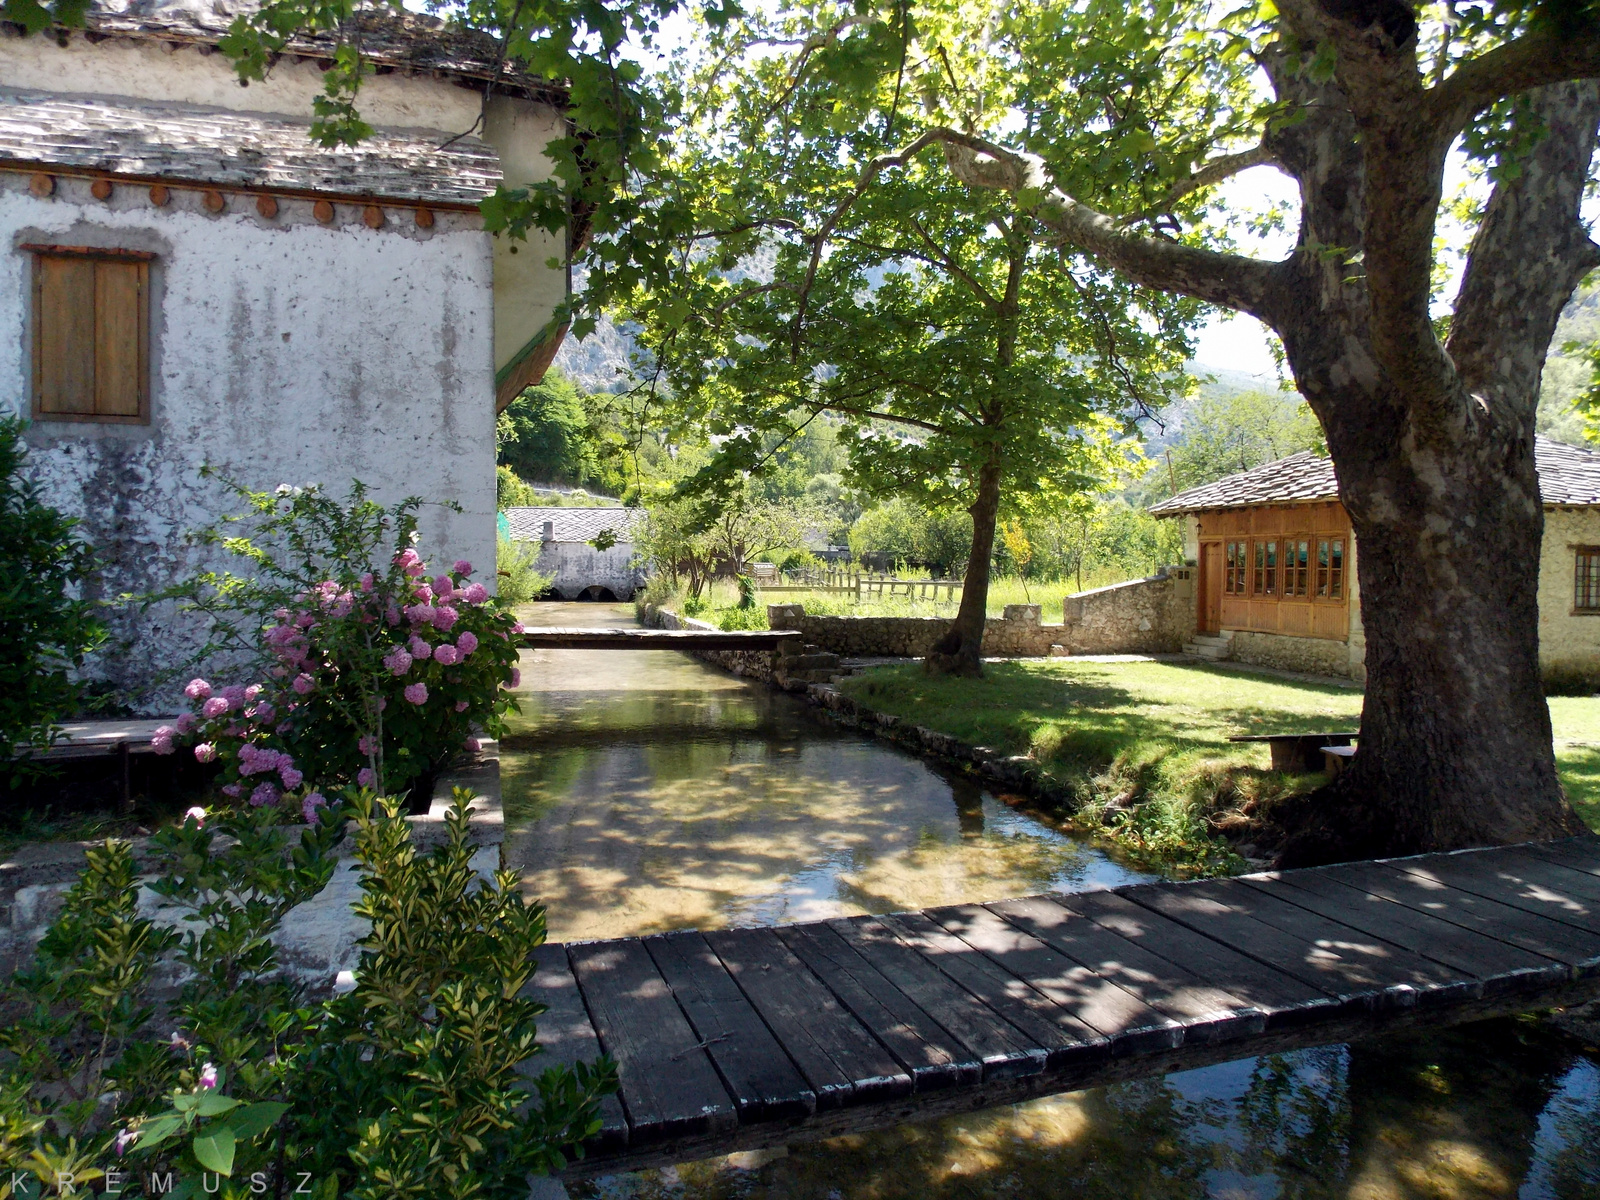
(502, 602), (1600, 1200)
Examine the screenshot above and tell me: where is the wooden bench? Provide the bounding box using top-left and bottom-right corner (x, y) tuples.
(1228, 731), (1358, 773)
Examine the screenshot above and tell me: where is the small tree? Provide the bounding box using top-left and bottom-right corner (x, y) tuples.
(0, 417), (104, 778)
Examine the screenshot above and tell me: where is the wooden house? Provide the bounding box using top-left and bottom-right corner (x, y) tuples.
(1150, 436), (1600, 684)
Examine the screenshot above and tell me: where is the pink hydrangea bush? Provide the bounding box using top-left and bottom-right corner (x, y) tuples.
(162, 481), (522, 814)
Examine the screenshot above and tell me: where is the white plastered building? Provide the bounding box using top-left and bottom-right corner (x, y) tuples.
(0, 0), (571, 707)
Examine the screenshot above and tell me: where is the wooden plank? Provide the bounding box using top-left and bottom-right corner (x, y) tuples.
(1131, 878), (1472, 1007)
(1487, 845), (1600, 905)
(522, 944), (628, 1153)
(1523, 837), (1600, 882)
(567, 938), (736, 1144)
(1050, 889), (1343, 1024)
(1323, 860), (1600, 969)
(876, 911), (1106, 1070)
(1245, 870), (1571, 994)
(775, 921), (977, 1091)
(828, 916), (1045, 1081)
(705, 926), (911, 1110)
(519, 628), (801, 650)
(922, 903), (1183, 1055)
(644, 931), (816, 1123)
(93, 258), (143, 418)
(36, 254), (96, 415)
(990, 895), (1268, 1045)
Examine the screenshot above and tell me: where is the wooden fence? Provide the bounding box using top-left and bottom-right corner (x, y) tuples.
(753, 567), (961, 603)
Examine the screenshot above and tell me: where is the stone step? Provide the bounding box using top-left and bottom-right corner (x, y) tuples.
(1183, 641), (1231, 660)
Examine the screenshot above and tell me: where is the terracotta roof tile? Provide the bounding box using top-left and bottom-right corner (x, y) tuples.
(0, 87), (500, 204)
(1149, 435), (1600, 515)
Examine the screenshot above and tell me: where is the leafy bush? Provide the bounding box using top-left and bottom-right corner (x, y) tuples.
(0, 791), (615, 1198)
(496, 534), (554, 605)
(715, 605), (767, 631)
(159, 478), (521, 808)
(0, 417), (105, 778)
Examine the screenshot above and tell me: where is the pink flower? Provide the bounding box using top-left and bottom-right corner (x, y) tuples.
(464, 736), (482, 753)
(184, 679), (212, 700)
(415, 584), (434, 604)
(202, 696), (230, 719)
(152, 726), (175, 755)
(199, 1063), (218, 1090)
(357, 767), (377, 788)
(358, 734), (377, 756)
(406, 604), (437, 626)
(433, 605), (459, 632)
(511, 621), (525, 635)
(454, 560), (473, 576)
(455, 631), (479, 656)
(385, 604), (402, 626)
(360, 572), (374, 591)
(220, 784), (242, 798)
(176, 712), (197, 734)
(462, 584), (489, 604)
(433, 644), (458, 666)
(510, 668), (521, 688)
(293, 673), (315, 695)
(455, 700), (469, 713)
(383, 647), (413, 676)
(302, 792), (327, 823)
(249, 782), (278, 807)
(395, 548), (422, 571)
(194, 742), (217, 764)
(280, 766), (303, 789)
(115, 1129), (136, 1157)
(184, 806), (206, 826)
(377, 698), (387, 712)
(404, 682), (428, 705)
(409, 636), (433, 660)
(244, 684), (263, 702)
(433, 575), (455, 598)
(249, 702), (276, 723)
(296, 610), (317, 629)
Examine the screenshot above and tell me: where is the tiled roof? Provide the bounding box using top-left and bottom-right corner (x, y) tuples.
(0, 88), (501, 204)
(76, 0), (563, 101)
(503, 507), (644, 544)
(1150, 435), (1600, 515)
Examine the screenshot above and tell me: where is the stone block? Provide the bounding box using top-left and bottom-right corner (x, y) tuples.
(1002, 604), (1042, 625)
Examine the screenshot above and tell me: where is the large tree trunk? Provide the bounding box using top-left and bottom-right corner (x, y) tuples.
(926, 454), (1002, 677)
(1270, 79), (1600, 863)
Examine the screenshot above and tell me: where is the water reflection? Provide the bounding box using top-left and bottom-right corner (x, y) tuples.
(502, 603), (1146, 942)
(571, 1024), (1599, 1199)
(500, 603), (1600, 1199)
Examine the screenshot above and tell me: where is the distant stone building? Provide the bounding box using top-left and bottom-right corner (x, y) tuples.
(1151, 435), (1600, 684)
(503, 507), (647, 600)
(0, 0), (572, 707)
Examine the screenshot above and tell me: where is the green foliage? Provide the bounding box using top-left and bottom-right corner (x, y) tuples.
(496, 466), (542, 510)
(161, 477), (518, 802)
(496, 535), (555, 606)
(716, 604), (766, 631)
(291, 791), (616, 1197)
(848, 499), (973, 575)
(1145, 389), (1326, 502)
(0, 791), (614, 1198)
(638, 472), (812, 600)
(0, 417), (106, 779)
(497, 370), (626, 496)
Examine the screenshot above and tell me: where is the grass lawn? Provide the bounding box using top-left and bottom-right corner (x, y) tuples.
(838, 659), (1600, 873)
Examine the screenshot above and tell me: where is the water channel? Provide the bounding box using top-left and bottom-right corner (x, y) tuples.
(503, 602), (1600, 1200)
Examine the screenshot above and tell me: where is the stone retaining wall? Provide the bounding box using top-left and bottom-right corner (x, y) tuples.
(0, 749), (504, 989)
(761, 572), (1188, 659)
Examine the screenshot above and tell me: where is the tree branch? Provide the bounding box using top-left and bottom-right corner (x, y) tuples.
(922, 127), (1281, 320)
(1124, 142), (1281, 224)
(1427, 28), (1600, 143)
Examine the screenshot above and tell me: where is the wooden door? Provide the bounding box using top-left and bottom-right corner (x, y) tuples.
(1199, 542), (1222, 635)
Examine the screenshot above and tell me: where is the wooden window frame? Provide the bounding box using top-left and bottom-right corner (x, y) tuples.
(1224, 539), (1248, 596)
(1253, 539), (1278, 597)
(1575, 546), (1600, 614)
(27, 243), (153, 425)
(1284, 536), (1310, 597)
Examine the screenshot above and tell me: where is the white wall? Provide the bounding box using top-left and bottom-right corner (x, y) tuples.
(1, 176), (497, 710)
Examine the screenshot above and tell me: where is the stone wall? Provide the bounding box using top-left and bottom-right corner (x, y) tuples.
(0, 749), (503, 989)
(763, 573), (1188, 659)
(1226, 631), (1355, 679)
(536, 540), (649, 600)
(1539, 508), (1600, 687)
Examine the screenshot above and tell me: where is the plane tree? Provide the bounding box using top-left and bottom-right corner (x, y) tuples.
(620, 24), (1198, 674)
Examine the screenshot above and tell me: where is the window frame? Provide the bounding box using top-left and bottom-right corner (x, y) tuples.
(1575, 546), (1600, 614)
(26, 242), (154, 426)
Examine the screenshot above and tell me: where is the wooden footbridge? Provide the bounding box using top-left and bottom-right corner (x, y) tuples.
(519, 628), (802, 650)
(527, 837), (1600, 1178)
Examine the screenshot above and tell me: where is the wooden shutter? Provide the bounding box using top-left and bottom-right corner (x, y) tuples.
(30, 247), (150, 423)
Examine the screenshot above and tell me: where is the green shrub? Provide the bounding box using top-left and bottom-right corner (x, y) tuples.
(496, 535), (554, 605)
(715, 605), (768, 631)
(0, 417), (106, 780)
(0, 791), (615, 1198)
